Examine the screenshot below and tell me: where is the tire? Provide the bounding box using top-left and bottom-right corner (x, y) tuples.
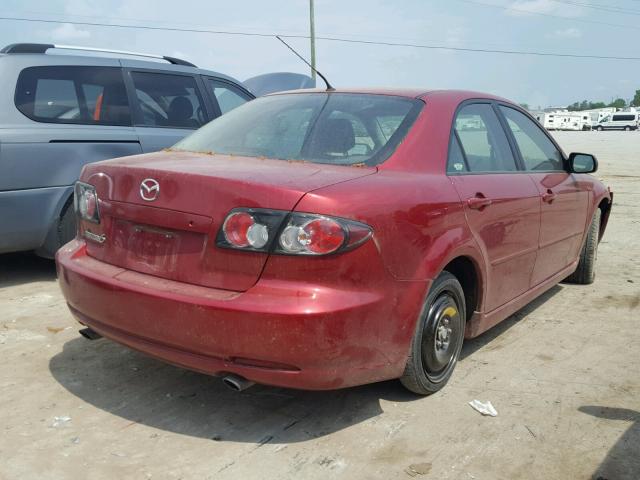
(566, 209), (601, 285)
(596, 126), (603, 131)
(625, 126), (631, 131)
(57, 199), (77, 250)
(400, 271), (466, 395)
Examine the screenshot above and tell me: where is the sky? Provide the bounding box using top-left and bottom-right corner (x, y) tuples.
(1, 0), (639, 108)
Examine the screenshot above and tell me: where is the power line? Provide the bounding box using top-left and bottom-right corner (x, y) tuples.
(457, 0), (640, 31)
(1, 15), (640, 61)
(309, 35), (640, 60)
(547, 0), (640, 16)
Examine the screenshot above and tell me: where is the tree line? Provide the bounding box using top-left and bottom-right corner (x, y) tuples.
(566, 89), (640, 111)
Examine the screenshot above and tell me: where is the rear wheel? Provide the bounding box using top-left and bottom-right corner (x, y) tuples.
(57, 200), (77, 249)
(400, 271), (466, 395)
(566, 209), (601, 285)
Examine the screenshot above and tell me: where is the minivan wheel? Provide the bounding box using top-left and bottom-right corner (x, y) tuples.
(596, 126), (603, 131)
(400, 271), (466, 395)
(566, 209), (601, 285)
(57, 200), (77, 250)
(625, 126), (631, 131)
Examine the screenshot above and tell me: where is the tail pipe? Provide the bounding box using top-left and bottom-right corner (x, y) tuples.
(79, 327), (102, 340)
(222, 374), (255, 392)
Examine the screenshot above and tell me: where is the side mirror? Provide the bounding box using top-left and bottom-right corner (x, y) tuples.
(568, 152), (598, 174)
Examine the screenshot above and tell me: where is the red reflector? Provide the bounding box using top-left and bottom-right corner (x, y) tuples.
(223, 212), (255, 247)
(302, 218), (345, 254)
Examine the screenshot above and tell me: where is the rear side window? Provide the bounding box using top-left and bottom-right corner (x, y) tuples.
(499, 106), (564, 171)
(131, 72), (206, 129)
(206, 79), (251, 115)
(453, 103), (517, 173)
(15, 66), (131, 125)
(447, 134), (469, 173)
(612, 114), (636, 122)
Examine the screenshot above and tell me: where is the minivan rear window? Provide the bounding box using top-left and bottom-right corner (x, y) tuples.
(15, 66), (131, 126)
(173, 93), (423, 166)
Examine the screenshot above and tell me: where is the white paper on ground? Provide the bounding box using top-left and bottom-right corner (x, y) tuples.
(468, 400), (498, 417)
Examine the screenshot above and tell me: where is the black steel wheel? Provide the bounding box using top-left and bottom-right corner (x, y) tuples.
(400, 271), (466, 395)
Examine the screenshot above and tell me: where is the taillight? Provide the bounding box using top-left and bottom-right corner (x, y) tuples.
(74, 182), (100, 224)
(216, 209), (372, 256)
(222, 211), (270, 249)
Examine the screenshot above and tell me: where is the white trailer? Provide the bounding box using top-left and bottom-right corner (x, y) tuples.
(534, 112), (559, 130)
(555, 113), (586, 131)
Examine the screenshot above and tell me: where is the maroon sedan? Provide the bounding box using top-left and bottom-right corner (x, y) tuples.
(56, 89), (612, 395)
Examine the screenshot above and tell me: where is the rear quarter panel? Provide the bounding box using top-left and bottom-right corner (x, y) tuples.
(290, 170), (485, 366)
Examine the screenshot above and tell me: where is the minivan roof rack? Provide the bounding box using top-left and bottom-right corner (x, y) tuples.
(0, 43), (197, 67)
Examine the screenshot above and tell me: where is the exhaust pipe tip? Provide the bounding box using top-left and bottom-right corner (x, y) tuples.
(79, 327), (102, 341)
(222, 374), (255, 392)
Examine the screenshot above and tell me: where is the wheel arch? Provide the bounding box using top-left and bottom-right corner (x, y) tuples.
(441, 255), (483, 322)
(34, 188), (75, 258)
(597, 195), (612, 242)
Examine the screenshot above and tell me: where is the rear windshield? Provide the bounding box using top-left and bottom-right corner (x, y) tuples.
(173, 93), (423, 166)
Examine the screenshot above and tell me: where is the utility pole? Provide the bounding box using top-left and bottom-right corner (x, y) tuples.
(309, 0), (316, 82)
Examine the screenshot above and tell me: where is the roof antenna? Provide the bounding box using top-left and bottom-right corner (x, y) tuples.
(275, 35), (334, 91)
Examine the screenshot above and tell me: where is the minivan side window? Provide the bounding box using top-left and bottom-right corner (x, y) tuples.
(130, 72), (206, 129)
(206, 79), (251, 115)
(612, 114), (635, 122)
(453, 103), (517, 173)
(15, 66), (131, 126)
(499, 106), (564, 171)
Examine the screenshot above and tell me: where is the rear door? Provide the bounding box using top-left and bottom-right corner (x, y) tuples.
(498, 105), (589, 285)
(124, 69), (210, 152)
(448, 102), (540, 312)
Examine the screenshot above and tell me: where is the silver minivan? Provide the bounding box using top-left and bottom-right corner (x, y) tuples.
(0, 43), (255, 257)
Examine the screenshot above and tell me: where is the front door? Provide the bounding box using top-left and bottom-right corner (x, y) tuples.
(448, 103), (541, 312)
(498, 105), (589, 285)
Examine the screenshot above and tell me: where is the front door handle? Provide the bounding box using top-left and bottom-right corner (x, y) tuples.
(467, 195), (492, 210)
(542, 189), (557, 204)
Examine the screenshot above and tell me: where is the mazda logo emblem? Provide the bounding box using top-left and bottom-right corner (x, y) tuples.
(140, 178), (160, 201)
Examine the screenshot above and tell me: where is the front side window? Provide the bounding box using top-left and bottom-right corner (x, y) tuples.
(15, 66), (130, 125)
(206, 79), (251, 115)
(173, 93), (423, 166)
(453, 103), (517, 173)
(131, 72), (205, 129)
(499, 106), (563, 171)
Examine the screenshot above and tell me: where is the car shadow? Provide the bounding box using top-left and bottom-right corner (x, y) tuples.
(578, 406), (640, 479)
(0, 252), (57, 288)
(461, 284), (563, 359)
(49, 336), (420, 444)
(48, 284), (568, 444)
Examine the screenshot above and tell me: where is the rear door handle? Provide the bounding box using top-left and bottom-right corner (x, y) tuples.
(466, 196), (492, 210)
(542, 190), (557, 204)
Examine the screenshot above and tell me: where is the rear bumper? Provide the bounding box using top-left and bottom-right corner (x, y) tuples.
(56, 239), (413, 390)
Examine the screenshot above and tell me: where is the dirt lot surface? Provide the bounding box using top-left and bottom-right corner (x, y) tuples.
(1, 131), (638, 480)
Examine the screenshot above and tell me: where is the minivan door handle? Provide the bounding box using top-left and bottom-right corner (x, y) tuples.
(466, 195), (492, 210)
(542, 189), (557, 204)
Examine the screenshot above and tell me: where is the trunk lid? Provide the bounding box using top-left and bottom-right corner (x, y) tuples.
(82, 150), (375, 291)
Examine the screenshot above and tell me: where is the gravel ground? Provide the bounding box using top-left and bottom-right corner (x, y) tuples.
(0, 131), (638, 480)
